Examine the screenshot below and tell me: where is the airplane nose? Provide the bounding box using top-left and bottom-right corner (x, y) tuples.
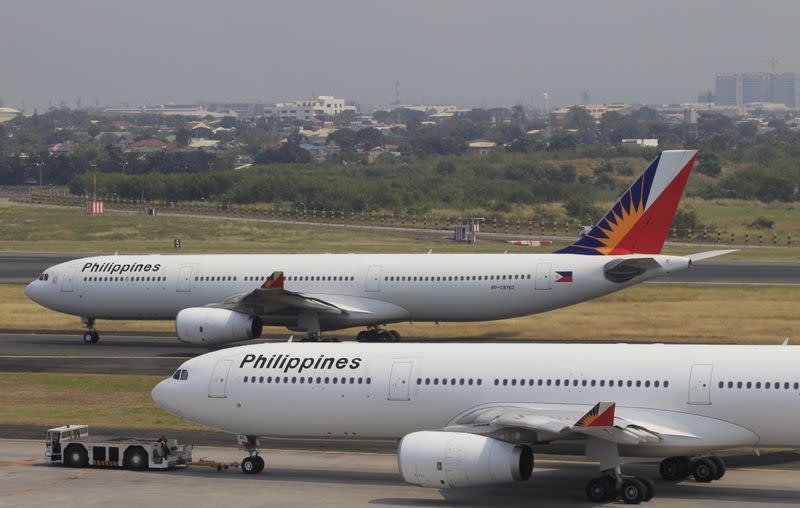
(151, 380), (169, 410)
(152, 378), (184, 417)
(25, 281), (40, 303)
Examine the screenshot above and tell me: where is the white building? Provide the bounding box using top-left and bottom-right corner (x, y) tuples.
(268, 96), (356, 121)
(621, 138), (658, 148)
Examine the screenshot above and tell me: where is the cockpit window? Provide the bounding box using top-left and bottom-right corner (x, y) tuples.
(180, 370), (188, 380)
(38, 273), (49, 281)
(172, 369), (189, 381)
(172, 369), (181, 380)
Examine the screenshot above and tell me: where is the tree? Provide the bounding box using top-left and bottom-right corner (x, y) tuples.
(695, 152), (722, 177)
(355, 128), (384, 150)
(255, 144), (312, 164)
(564, 106), (596, 144)
(327, 129), (357, 151)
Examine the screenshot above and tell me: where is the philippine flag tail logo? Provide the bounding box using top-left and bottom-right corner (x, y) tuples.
(574, 402), (616, 428)
(262, 271), (285, 289)
(556, 150), (698, 256)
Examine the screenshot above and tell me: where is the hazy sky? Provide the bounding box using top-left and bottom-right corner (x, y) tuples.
(2, 0), (798, 110)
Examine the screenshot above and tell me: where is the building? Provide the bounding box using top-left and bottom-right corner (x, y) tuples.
(621, 138), (658, 148)
(773, 72), (799, 109)
(550, 103), (630, 121)
(741, 73), (770, 104)
(104, 105), (235, 118)
(715, 72), (800, 108)
(0, 107), (21, 123)
(715, 73), (740, 106)
(126, 139), (175, 153)
(467, 139), (497, 155)
(267, 96), (356, 121)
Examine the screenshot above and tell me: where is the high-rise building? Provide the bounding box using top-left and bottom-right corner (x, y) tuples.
(715, 73), (740, 106)
(715, 72), (800, 108)
(741, 73), (770, 104)
(772, 72), (799, 109)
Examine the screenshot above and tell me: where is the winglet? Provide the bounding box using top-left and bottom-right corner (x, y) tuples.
(262, 271), (285, 289)
(575, 402), (616, 427)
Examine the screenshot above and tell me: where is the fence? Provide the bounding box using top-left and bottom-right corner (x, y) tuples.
(12, 190), (798, 248)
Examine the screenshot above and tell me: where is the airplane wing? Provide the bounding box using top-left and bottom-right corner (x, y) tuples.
(441, 401), (761, 449)
(209, 271), (368, 316)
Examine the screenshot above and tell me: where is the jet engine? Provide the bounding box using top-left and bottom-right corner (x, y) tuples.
(175, 308), (262, 345)
(397, 431), (533, 488)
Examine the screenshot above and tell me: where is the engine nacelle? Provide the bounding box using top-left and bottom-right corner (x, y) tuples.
(397, 431), (533, 489)
(175, 308), (262, 345)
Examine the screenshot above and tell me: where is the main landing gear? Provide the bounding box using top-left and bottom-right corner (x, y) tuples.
(585, 474), (655, 504)
(356, 327), (400, 342)
(81, 317), (99, 344)
(238, 435), (265, 475)
(584, 439), (655, 504)
(660, 455), (726, 483)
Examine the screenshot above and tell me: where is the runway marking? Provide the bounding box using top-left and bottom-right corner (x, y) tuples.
(0, 355), (192, 360)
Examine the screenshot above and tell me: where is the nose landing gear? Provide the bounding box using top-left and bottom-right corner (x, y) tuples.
(81, 317), (99, 344)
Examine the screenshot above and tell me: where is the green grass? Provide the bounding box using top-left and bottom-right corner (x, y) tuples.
(1, 201), (799, 260)
(684, 198), (800, 236)
(0, 372), (206, 429)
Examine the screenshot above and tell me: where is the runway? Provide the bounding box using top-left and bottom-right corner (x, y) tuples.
(2, 252), (800, 285)
(3, 440), (800, 508)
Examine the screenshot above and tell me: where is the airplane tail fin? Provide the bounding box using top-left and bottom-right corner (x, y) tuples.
(262, 271), (285, 289)
(556, 150), (698, 255)
(574, 402), (616, 428)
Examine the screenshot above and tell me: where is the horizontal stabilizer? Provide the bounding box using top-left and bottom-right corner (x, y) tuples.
(687, 249), (738, 262)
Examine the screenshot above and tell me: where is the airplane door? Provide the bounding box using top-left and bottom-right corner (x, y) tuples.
(208, 359), (233, 398)
(688, 364), (713, 405)
(388, 361), (413, 401)
(366, 265), (382, 292)
(60, 267), (76, 292)
(535, 263), (551, 290)
(177, 265), (193, 292)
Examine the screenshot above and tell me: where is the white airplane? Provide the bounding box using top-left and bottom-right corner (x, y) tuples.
(152, 341), (800, 504)
(26, 149), (731, 345)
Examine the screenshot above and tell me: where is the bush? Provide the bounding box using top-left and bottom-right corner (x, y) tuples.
(749, 216), (774, 229)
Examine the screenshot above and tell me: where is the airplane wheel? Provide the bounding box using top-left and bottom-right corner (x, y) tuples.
(356, 331), (370, 342)
(254, 455), (265, 472)
(639, 477), (655, 501)
(241, 456), (259, 474)
(659, 456), (688, 482)
(620, 477), (646, 504)
(83, 331), (99, 344)
(389, 330), (401, 342)
(690, 457), (717, 483)
(708, 456), (726, 480)
(585, 476), (616, 502)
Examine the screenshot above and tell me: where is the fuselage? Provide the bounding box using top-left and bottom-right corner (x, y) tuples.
(153, 342), (800, 456)
(26, 253), (689, 331)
